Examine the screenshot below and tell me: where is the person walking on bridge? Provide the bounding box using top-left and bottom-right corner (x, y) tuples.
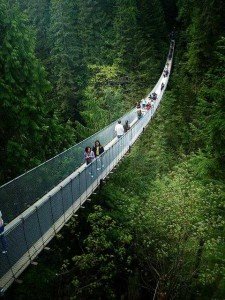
(84, 147), (95, 165)
(0, 211), (7, 254)
(115, 120), (124, 138)
(146, 101), (151, 111)
(163, 69), (169, 78)
(152, 92), (157, 101)
(136, 102), (142, 119)
(92, 140), (104, 157)
(84, 147), (95, 177)
(123, 120), (130, 133)
(141, 98), (147, 109)
(161, 82), (165, 91)
(92, 141), (104, 170)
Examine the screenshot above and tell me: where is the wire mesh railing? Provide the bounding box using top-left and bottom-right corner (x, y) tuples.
(0, 109), (137, 224)
(0, 42), (175, 292)
(0, 41), (175, 224)
(0, 98), (153, 290)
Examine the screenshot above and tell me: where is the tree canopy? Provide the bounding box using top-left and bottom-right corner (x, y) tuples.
(2, 0), (225, 299)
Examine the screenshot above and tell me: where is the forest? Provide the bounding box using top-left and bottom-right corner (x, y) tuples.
(1, 0), (225, 299)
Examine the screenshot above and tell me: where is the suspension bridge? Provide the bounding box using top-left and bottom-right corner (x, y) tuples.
(0, 43), (175, 294)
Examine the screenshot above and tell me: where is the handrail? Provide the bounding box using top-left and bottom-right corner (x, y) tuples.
(0, 42), (174, 224)
(0, 42), (175, 293)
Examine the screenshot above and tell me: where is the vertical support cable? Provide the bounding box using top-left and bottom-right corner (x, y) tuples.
(84, 167), (88, 205)
(2, 231), (17, 285)
(78, 172), (82, 208)
(108, 147), (111, 175)
(60, 187), (66, 223)
(49, 195), (57, 235)
(13, 180), (20, 222)
(112, 142), (115, 169)
(21, 217), (32, 263)
(70, 178), (75, 214)
(35, 207), (45, 248)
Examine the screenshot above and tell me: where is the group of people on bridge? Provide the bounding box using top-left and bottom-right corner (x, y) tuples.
(84, 141), (105, 177)
(136, 93), (156, 119)
(137, 81), (166, 119)
(84, 120), (131, 176)
(84, 141), (104, 166)
(1, 40), (174, 259)
(114, 120), (130, 138)
(84, 119), (132, 167)
(86, 62), (171, 155)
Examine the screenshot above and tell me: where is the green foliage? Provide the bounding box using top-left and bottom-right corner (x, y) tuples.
(49, 0), (86, 120)
(11, 264), (56, 300)
(17, 0), (51, 63)
(0, 1), (75, 183)
(62, 112), (225, 298)
(74, 0), (116, 65)
(76, 64), (131, 138)
(5, 0), (225, 299)
(47, 107), (225, 299)
(133, 158), (225, 298)
(70, 205), (132, 299)
(192, 38), (225, 177)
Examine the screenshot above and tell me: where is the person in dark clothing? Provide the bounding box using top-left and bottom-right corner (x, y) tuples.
(123, 120), (130, 133)
(152, 92), (157, 101)
(168, 48), (173, 60)
(136, 102), (142, 119)
(92, 141), (104, 170)
(163, 69), (169, 77)
(136, 101), (141, 108)
(92, 140), (104, 157)
(161, 82), (165, 91)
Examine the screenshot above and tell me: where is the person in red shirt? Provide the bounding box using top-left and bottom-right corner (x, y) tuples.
(146, 102), (151, 111)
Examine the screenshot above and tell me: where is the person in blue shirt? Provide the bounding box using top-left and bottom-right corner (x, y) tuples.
(0, 211), (7, 254)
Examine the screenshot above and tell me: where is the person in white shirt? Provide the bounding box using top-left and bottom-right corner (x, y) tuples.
(115, 120), (124, 138)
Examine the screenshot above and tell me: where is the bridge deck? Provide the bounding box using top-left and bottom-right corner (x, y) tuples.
(0, 43), (175, 293)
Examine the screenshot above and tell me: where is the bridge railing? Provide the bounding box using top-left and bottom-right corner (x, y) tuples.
(0, 97), (157, 290)
(0, 41), (175, 224)
(0, 107), (137, 224)
(0, 42), (175, 292)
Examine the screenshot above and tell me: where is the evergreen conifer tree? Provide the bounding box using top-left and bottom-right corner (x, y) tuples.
(0, 1), (75, 183)
(49, 0), (85, 121)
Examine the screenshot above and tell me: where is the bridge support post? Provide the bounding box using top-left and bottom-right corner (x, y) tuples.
(49, 195), (57, 235)
(100, 179), (104, 190)
(35, 206), (45, 248)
